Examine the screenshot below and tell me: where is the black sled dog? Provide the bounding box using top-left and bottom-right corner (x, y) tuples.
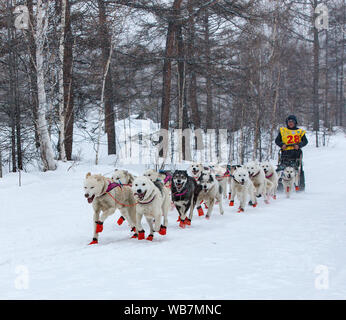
(171, 170), (201, 228)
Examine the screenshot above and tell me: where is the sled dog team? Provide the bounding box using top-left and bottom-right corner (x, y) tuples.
(83, 162), (300, 245)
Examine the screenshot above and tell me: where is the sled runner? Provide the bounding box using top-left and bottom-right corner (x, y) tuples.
(276, 148), (305, 192)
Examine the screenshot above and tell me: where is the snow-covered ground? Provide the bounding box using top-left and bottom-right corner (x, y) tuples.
(1, 130), (346, 299)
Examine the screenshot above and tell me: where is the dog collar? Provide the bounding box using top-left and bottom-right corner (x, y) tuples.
(105, 182), (123, 193)
(138, 195), (156, 205)
(266, 173), (273, 179)
(250, 170), (260, 178)
(164, 174), (172, 184)
(173, 189), (188, 197)
(232, 176), (244, 185)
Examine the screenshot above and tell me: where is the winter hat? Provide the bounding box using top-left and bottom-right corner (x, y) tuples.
(286, 115), (298, 126)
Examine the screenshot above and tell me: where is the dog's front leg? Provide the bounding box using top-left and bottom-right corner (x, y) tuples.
(136, 210), (145, 240)
(89, 207), (101, 245)
(206, 198), (215, 219)
(145, 215), (155, 241)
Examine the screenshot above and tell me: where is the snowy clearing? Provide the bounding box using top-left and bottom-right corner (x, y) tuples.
(1, 132), (346, 299)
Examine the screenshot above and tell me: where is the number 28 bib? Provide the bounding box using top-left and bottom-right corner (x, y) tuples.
(280, 127), (306, 150)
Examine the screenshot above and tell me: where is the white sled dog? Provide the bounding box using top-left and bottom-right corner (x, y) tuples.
(229, 167), (257, 212)
(189, 163), (210, 180)
(112, 169), (135, 186)
(281, 166), (297, 198)
(132, 176), (170, 241)
(196, 171), (224, 219)
(261, 161), (279, 200)
(84, 172), (137, 245)
(212, 164), (228, 199)
(245, 161), (273, 203)
(143, 169), (165, 183)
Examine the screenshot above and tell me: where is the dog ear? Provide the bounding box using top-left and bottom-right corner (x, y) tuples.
(127, 173), (135, 184)
(86, 172), (91, 178)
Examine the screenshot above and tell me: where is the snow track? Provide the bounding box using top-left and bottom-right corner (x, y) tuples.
(1, 132), (346, 299)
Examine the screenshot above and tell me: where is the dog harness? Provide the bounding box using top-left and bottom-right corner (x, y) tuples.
(104, 182), (138, 207)
(138, 195), (156, 205)
(173, 189), (188, 197)
(279, 127), (306, 150)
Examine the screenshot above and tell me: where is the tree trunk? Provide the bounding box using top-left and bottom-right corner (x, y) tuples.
(313, 0), (320, 147)
(98, 0), (116, 155)
(35, 0), (57, 171)
(160, 0), (183, 131)
(58, 0), (67, 161)
(64, 0), (74, 160)
(204, 8), (213, 129)
(187, 0), (200, 129)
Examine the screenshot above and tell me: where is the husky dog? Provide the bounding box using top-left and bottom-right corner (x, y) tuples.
(143, 169), (166, 183)
(84, 173), (137, 245)
(196, 172), (224, 219)
(112, 169), (135, 186)
(245, 161), (268, 198)
(261, 161), (279, 200)
(171, 170), (201, 228)
(227, 165), (242, 200)
(132, 176), (170, 241)
(212, 164), (228, 199)
(189, 163), (204, 181)
(229, 167), (257, 212)
(281, 166), (297, 198)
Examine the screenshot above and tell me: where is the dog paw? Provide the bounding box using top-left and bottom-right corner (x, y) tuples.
(205, 215), (210, 220)
(95, 221), (103, 233)
(117, 216), (125, 225)
(197, 206), (204, 216)
(252, 203), (257, 208)
(88, 238), (98, 245)
(237, 207), (244, 213)
(185, 218), (191, 226)
(272, 195), (277, 200)
(179, 220), (186, 228)
(159, 225), (167, 235)
(131, 233), (138, 239)
(264, 200), (270, 204)
(146, 234), (154, 241)
(138, 230), (145, 240)
(176, 216), (181, 222)
(229, 200), (234, 206)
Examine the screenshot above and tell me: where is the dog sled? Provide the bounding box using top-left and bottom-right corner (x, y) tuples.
(276, 148), (305, 192)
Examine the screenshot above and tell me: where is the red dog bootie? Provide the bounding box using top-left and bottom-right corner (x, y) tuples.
(237, 207), (244, 213)
(295, 186), (299, 191)
(95, 221), (103, 233)
(146, 234), (154, 241)
(88, 238), (98, 245)
(138, 230), (145, 240)
(252, 202), (257, 208)
(286, 187), (290, 193)
(117, 216), (125, 225)
(159, 225), (167, 235)
(177, 216), (181, 222)
(229, 200), (234, 206)
(197, 206), (204, 216)
(179, 219), (186, 228)
(185, 218), (191, 226)
(272, 195), (277, 200)
(228, 193), (232, 200)
(131, 233), (138, 239)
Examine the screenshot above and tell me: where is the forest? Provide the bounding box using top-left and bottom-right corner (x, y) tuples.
(0, 0), (345, 174)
